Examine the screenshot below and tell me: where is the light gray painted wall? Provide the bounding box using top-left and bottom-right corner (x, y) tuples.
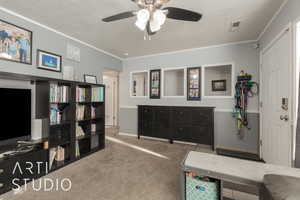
(204, 65), (232, 97)
(120, 42), (260, 153)
(259, 0), (300, 49)
(121, 42), (259, 111)
(164, 69), (184, 96)
(0, 10), (122, 139)
(0, 9), (122, 82)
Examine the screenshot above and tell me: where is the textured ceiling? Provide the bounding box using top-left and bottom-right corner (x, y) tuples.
(0, 0), (285, 58)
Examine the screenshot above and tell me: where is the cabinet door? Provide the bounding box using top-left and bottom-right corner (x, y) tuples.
(141, 106), (153, 137)
(191, 108), (213, 126)
(152, 107), (170, 139)
(189, 126), (213, 145)
(173, 108), (191, 124)
(173, 126), (190, 141)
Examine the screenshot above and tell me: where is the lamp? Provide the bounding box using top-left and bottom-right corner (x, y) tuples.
(135, 9), (150, 31)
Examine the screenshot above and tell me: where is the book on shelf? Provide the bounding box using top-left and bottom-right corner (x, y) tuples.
(76, 123), (85, 138)
(91, 124), (96, 133)
(91, 106), (96, 119)
(49, 146), (66, 170)
(91, 87), (104, 102)
(76, 87), (87, 102)
(76, 105), (86, 121)
(50, 84), (69, 103)
(50, 105), (62, 124)
(75, 141), (80, 157)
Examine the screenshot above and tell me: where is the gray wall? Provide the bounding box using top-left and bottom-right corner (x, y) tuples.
(0, 10), (122, 139)
(259, 0), (300, 49)
(120, 42), (260, 153)
(0, 9), (122, 81)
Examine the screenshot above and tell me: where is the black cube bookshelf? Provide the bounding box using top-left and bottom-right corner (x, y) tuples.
(36, 80), (105, 171)
(0, 71), (105, 195)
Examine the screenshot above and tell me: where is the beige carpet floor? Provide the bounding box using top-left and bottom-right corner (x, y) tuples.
(1, 128), (213, 200)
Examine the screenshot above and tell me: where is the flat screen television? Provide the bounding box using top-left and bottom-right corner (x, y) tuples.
(0, 88), (31, 144)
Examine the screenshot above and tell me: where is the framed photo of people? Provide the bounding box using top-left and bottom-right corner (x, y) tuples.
(0, 19), (32, 64)
(187, 67), (201, 101)
(150, 69), (161, 99)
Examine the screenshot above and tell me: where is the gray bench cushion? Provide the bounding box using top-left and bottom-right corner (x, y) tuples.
(262, 174), (300, 200)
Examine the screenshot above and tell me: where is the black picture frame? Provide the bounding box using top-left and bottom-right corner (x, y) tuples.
(150, 69), (161, 99)
(37, 49), (62, 72)
(84, 74), (97, 84)
(0, 19), (33, 65)
(187, 67), (201, 101)
(212, 80), (227, 91)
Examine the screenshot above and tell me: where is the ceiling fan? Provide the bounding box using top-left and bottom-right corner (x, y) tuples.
(102, 0), (202, 36)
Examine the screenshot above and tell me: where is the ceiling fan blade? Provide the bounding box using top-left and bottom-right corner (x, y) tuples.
(102, 11), (135, 22)
(164, 7), (202, 22)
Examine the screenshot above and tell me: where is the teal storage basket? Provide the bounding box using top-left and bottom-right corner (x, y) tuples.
(186, 175), (220, 200)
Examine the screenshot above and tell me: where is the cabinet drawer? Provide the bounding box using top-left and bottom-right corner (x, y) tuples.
(173, 109), (191, 124)
(173, 126), (190, 141)
(191, 109), (213, 126)
(174, 126), (213, 145)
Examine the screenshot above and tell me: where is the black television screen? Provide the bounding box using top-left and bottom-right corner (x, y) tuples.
(0, 88), (31, 141)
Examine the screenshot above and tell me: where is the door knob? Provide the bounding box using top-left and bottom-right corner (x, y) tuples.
(280, 115), (289, 121)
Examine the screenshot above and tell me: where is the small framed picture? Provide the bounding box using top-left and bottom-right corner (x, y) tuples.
(37, 50), (62, 72)
(150, 69), (161, 99)
(187, 67), (201, 101)
(84, 74), (97, 84)
(212, 80), (226, 91)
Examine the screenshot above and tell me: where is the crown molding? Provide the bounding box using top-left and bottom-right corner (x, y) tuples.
(123, 40), (258, 61)
(257, 0), (289, 41)
(0, 6), (123, 61)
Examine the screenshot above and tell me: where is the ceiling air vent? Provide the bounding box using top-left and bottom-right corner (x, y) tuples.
(230, 21), (241, 32)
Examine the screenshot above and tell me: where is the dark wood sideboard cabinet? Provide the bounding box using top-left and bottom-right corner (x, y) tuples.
(138, 105), (215, 150)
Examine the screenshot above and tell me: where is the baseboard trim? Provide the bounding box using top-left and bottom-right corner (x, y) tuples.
(215, 145), (258, 155)
(118, 132), (137, 137)
(216, 148), (261, 162)
(139, 136), (169, 142)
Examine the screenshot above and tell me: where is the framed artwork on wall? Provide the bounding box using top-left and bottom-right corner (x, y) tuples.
(84, 74), (97, 84)
(150, 69), (161, 99)
(187, 67), (201, 101)
(212, 80), (226, 91)
(0, 19), (32, 64)
(37, 50), (62, 72)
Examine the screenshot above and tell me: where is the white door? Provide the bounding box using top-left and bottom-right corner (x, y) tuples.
(103, 75), (118, 126)
(261, 27), (293, 166)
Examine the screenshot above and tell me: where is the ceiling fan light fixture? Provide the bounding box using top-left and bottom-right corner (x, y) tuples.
(135, 9), (150, 31)
(150, 20), (161, 32)
(137, 9), (150, 23)
(153, 10), (166, 26)
(135, 20), (147, 31)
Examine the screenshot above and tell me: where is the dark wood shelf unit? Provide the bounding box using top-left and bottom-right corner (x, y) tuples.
(138, 105), (215, 150)
(0, 71), (105, 195)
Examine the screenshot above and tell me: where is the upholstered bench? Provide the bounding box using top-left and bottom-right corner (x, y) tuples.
(261, 174), (300, 200)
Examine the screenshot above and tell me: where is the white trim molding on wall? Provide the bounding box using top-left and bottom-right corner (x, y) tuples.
(201, 62), (235, 99)
(161, 67), (187, 98)
(130, 70), (150, 98)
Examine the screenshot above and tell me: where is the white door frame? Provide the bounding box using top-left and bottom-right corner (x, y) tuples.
(259, 23), (295, 166)
(103, 71), (119, 128)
